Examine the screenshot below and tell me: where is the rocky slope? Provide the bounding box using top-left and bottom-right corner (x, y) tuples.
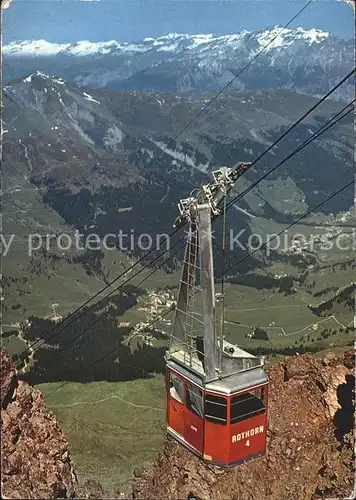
(1, 348), (76, 499)
(133, 349), (355, 500)
(3, 28), (354, 100)
(1, 345), (355, 499)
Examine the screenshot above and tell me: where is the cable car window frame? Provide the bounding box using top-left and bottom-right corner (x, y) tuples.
(186, 382), (204, 418)
(169, 372), (185, 404)
(230, 387), (266, 424)
(205, 393), (227, 425)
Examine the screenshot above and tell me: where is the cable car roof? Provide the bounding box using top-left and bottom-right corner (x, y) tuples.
(167, 358), (268, 396)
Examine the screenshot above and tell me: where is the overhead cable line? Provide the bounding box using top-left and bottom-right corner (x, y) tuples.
(132, 0), (313, 173)
(2, 2), (312, 216)
(226, 99), (355, 210)
(43, 305), (174, 400)
(13, 1), (315, 349)
(23, 76), (354, 355)
(43, 178), (354, 401)
(225, 179), (354, 276)
(35, 239), (185, 365)
(246, 68), (355, 170)
(27, 236), (184, 355)
(38, 89), (355, 394)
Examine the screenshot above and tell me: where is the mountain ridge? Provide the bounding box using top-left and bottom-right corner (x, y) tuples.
(3, 27), (336, 57)
(3, 26), (353, 100)
(3, 72), (353, 215)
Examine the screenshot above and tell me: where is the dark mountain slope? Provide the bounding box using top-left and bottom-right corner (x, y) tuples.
(2, 73), (353, 292)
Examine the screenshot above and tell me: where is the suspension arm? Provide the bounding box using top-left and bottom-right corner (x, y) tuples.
(174, 162), (252, 229)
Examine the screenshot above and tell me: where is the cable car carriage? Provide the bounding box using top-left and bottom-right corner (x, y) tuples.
(165, 164), (269, 467)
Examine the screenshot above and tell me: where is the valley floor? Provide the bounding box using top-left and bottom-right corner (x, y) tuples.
(39, 377), (166, 494)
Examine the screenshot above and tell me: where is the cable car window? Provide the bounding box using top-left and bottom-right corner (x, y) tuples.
(186, 383), (204, 418)
(205, 394), (227, 424)
(169, 373), (185, 404)
(230, 387), (265, 424)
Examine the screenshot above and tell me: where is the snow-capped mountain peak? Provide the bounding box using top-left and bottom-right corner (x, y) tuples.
(3, 27), (352, 101)
(67, 39), (148, 56)
(3, 27), (333, 58)
(4, 39), (71, 56)
(22, 70), (65, 85)
(256, 26), (329, 50)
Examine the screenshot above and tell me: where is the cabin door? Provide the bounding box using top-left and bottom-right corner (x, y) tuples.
(184, 382), (204, 453)
(167, 371), (185, 438)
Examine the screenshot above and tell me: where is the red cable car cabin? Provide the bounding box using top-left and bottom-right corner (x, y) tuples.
(166, 165), (269, 467)
(166, 344), (268, 467)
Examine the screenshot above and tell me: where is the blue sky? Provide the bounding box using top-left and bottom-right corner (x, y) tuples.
(2, 0), (354, 44)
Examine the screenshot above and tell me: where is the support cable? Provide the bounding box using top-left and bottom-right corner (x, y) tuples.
(43, 179), (353, 400)
(21, 71), (353, 357)
(226, 99), (354, 210)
